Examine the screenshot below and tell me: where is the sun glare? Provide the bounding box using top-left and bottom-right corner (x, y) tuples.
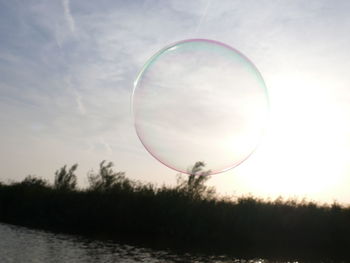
(233, 74), (350, 200)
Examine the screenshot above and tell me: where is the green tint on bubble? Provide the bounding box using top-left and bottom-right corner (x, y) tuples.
(132, 39), (269, 175)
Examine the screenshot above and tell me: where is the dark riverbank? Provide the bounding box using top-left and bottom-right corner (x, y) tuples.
(0, 162), (350, 261)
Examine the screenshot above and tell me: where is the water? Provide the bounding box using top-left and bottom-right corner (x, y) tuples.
(0, 223), (313, 263)
(0, 223), (250, 263)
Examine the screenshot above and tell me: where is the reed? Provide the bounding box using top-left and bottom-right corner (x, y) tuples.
(0, 161), (349, 260)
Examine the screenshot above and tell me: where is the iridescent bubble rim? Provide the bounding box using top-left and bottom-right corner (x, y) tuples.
(131, 39), (270, 175)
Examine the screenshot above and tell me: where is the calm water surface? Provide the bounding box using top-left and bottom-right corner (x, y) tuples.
(0, 223), (311, 263)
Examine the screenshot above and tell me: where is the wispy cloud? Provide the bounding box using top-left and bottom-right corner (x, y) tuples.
(74, 92), (86, 115)
(99, 137), (113, 155)
(194, 0), (212, 35)
(62, 0), (75, 33)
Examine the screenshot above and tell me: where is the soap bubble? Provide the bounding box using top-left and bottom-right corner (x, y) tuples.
(132, 39), (269, 174)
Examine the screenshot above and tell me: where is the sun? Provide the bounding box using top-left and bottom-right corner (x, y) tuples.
(227, 74), (350, 200)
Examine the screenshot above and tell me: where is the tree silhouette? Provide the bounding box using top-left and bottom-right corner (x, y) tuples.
(87, 160), (127, 191)
(54, 164), (78, 191)
(176, 161), (215, 199)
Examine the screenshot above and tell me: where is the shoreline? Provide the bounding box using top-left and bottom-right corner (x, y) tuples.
(1, 179), (350, 261)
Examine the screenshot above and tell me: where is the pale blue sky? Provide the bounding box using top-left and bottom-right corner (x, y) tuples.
(1, 0), (350, 203)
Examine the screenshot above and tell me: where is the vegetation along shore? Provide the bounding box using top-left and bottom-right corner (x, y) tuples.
(0, 161), (350, 260)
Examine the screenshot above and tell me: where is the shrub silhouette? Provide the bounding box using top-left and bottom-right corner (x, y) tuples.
(87, 160), (128, 191)
(176, 161), (215, 200)
(1, 161), (350, 260)
(21, 175), (49, 188)
(54, 164), (78, 191)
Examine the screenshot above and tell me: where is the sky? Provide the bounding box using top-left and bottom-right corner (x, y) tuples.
(1, 0), (350, 204)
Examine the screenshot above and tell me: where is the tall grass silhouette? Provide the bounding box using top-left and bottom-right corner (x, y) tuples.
(0, 161), (350, 260)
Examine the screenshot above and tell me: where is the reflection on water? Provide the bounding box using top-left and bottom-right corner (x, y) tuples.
(0, 223), (306, 263)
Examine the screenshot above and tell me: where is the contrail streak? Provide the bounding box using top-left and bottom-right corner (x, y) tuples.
(194, 0), (212, 35)
(62, 0), (75, 33)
